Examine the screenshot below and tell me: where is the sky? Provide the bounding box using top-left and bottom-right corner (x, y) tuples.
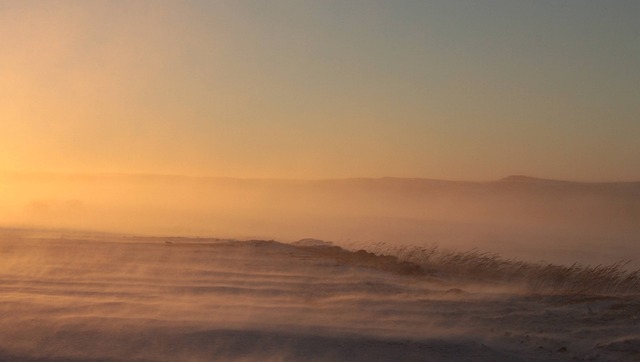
(1, 0), (638, 181)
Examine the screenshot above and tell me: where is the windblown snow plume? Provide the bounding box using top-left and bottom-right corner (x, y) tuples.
(0, 229), (638, 361)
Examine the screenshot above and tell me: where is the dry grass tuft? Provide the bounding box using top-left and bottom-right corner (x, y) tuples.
(342, 241), (640, 296)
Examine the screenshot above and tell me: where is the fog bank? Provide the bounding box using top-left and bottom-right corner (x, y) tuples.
(1, 172), (639, 266)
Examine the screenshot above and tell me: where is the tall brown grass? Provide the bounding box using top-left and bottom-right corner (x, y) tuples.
(342, 241), (640, 296)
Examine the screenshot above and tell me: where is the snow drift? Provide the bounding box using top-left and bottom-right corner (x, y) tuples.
(0, 229), (638, 361)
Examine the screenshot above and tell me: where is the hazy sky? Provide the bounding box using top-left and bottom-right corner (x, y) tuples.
(1, 0), (638, 180)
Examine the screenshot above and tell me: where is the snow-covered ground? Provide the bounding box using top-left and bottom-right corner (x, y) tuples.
(1, 230), (638, 361)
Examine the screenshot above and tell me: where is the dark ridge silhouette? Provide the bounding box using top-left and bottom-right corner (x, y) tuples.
(160, 238), (427, 277)
(500, 175), (567, 183)
(156, 237), (640, 295)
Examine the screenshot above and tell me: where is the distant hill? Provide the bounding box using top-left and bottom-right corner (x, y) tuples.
(1, 172), (639, 261)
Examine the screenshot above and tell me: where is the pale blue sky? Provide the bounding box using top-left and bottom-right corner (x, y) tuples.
(1, 0), (638, 180)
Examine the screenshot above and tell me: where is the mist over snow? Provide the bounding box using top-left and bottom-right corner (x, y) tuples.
(1, 172), (639, 267)
(0, 230), (638, 361)
(2, 1), (638, 360)
(1, 174), (639, 361)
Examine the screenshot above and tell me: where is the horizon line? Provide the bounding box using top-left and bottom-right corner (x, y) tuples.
(1, 170), (639, 184)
